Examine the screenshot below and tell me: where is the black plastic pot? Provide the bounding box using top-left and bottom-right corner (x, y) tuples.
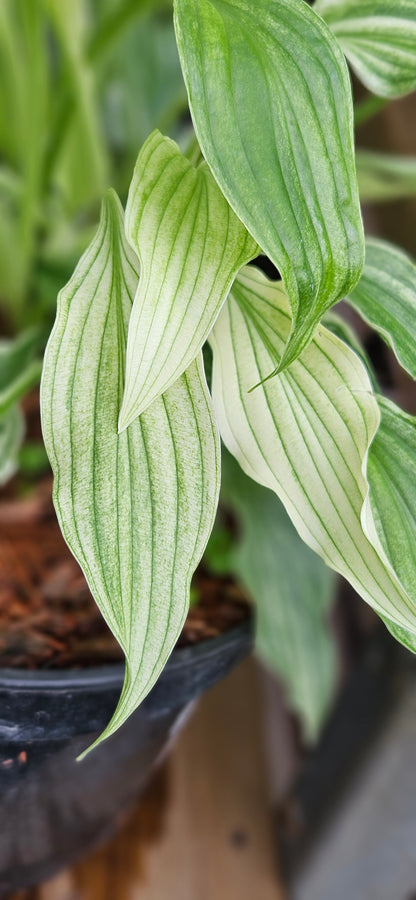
(0, 618), (253, 897)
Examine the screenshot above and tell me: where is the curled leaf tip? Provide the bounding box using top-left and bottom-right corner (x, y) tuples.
(120, 129), (257, 421)
(175, 0), (364, 367)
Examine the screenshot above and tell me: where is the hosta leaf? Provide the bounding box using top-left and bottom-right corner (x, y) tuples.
(174, 0), (364, 371)
(41, 190), (220, 748)
(366, 397), (416, 614)
(346, 238), (416, 380)
(315, 0), (416, 98)
(0, 328), (43, 416)
(356, 151), (416, 203)
(221, 449), (336, 742)
(365, 397), (416, 652)
(119, 130), (257, 428)
(210, 266), (416, 640)
(0, 405), (24, 485)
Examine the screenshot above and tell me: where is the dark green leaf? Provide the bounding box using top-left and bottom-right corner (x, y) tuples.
(368, 396), (416, 607)
(174, 0), (364, 370)
(210, 266), (416, 641)
(119, 131), (257, 427)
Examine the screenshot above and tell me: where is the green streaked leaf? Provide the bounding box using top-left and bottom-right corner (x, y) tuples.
(174, 0), (364, 371)
(356, 151), (416, 203)
(119, 130), (257, 428)
(346, 238), (416, 380)
(316, 0), (416, 98)
(210, 265), (416, 641)
(221, 449), (336, 742)
(41, 190), (220, 749)
(0, 405), (24, 485)
(0, 328), (43, 415)
(322, 309), (376, 388)
(367, 396), (416, 609)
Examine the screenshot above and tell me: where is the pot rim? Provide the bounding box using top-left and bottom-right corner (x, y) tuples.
(0, 615), (253, 692)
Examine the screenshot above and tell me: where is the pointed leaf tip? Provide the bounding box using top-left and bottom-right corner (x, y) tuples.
(119, 129), (258, 428)
(210, 266), (416, 642)
(41, 187), (221, 750)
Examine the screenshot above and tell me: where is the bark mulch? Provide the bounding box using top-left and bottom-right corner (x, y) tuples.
(0, 478), (249, 670)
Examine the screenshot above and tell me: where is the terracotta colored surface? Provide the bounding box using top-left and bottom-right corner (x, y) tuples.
(0, 479), (249, 669)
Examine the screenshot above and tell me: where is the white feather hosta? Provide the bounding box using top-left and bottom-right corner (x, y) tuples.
(366, 397), (416, 650)
(119, 130), (258, 429)
(210, 266), (416, 645)
(41, 191), (221, 751)
(316, 0), (416, 98)
(174, 0), (364, 372)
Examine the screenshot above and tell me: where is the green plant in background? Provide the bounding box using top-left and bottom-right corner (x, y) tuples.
(0, 0), (186, 332)
(0, 0), (186, 470)
(2, 0), (416, 748)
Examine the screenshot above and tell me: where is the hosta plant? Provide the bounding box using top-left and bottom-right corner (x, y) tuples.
(3, 0), (416, 751)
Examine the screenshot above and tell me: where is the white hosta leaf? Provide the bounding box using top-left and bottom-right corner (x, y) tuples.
(174, 0), (364, 371)
(221, 449), (336, 742)
(367, 396), (416, 596)
(0, 404), (24, 485)
(365, 397), (416, 649)
(356, 151), (416, 203)
(210, 266), (416, 640)
(315, 0), (416, 98)
(346, 239), (416, 380)
(41, 190), (220, 748)
(119, 130), (258, 429)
